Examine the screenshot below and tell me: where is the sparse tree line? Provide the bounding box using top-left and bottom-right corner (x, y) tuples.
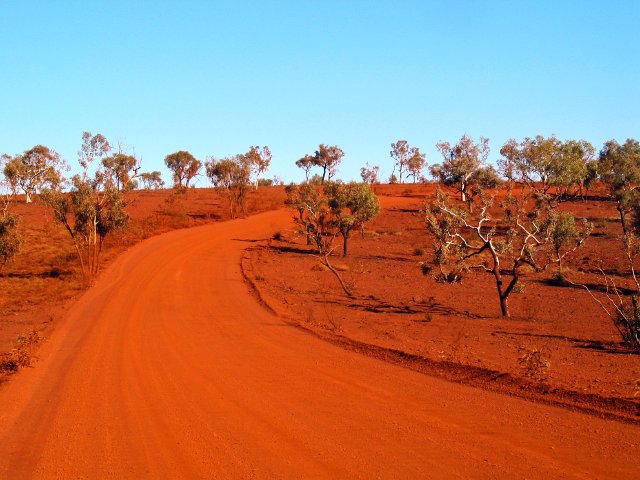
(1, 131), (639, 349)
(1, 133), (140, 278)
(293, 135), (599, 213)
(422, 135), (640, 350)
(287, 135), (640, 351)
(0, 133), (274, 277)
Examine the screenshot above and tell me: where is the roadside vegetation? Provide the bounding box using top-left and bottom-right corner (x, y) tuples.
(2, 131), (640, 414)
(0, 132), (285, 379)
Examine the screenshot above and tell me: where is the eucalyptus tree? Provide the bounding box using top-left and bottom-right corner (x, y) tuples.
(206, 155), (252, 218)
(39, 134), (128, 277)
(246, 146), (272, 187)
(314, 144), (344, 184)
(78, 132), (111, 180)
(406, 147), (427, 183)
(360, 163), (380, 185)
(570, 138), (640, 349)
(325, 182), (380, 256)
(390, 140), (410, 183)
(140, 171), (165, 190)
(499, 136), (594, 205)
(598, 138), (640, 235)
(425, 189), (590, 317)
(102, 153), (140, 191)
(42, 175), (128, 278)
(431, 134), (497, 210)
(284, 182), (316, 245)
(295, 154), (315, 182)
(285, 182), (353, 297)
(3, 145), (66, 203)
(164, 150), (201, 189)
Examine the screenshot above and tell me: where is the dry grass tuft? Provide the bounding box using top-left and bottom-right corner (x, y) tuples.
(0, 329), (44, 375)
(517, 345), (551, 381)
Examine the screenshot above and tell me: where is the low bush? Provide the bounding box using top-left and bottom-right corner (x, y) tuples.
(517, 345), (551, 381)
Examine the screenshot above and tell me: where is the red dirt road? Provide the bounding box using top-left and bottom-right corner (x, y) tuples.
(1, 209), (638, 479)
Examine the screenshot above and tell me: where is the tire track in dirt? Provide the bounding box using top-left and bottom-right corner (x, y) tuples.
(0, 209), (638, 479)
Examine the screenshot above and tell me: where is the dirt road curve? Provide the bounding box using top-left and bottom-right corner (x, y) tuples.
(1, 209), (638, 479)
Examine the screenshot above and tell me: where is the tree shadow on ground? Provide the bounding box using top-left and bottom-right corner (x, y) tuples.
(538, 278), (636, 296)
(0, 270), (66, 279)
(493, 330), (638, 355)
(267, 244), (315, 255)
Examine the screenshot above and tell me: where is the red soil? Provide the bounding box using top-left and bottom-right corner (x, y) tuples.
(0, 186), (285, 365)
(0, 185), (638, 478)
(246, 185), (640, 417)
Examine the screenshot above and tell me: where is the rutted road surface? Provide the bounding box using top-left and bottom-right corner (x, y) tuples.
(0, 209), (638, 479)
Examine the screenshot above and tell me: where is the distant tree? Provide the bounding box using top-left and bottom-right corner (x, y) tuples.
(325, 182), (380, 256)
(499, 136), (561, 199)
(78, 132), (111, 180)
(390, 140), (410, 183)
(314, 144), (344, 183)
(497, 139), (519, 183)
(431, 135), (494, 210)
(582, 155), (599, 200)
(140, 171), (165, 190)
(164, 151), (201, 189)
(3, 145), (66, 203)
(246, 146), (272, 187)
(499, 136), (593, 205)
(406, 147), (427, 183)
(470, 166), (502, 196)
(560, 140), (595, 200)
(295, 154), (315, 182)
(257, 178), (273, 187)
(360, 163), (380, 185)
(206, 155), (252, 218)
(598, 138), (640, 235)
(309, 174), (324, 185)
(571, 138), (640, 349)
(543, 210), (592, 271)
(101, 153), (140, 191)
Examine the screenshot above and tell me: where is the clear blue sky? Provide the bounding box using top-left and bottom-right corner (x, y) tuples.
(1, 0), (638, 184)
